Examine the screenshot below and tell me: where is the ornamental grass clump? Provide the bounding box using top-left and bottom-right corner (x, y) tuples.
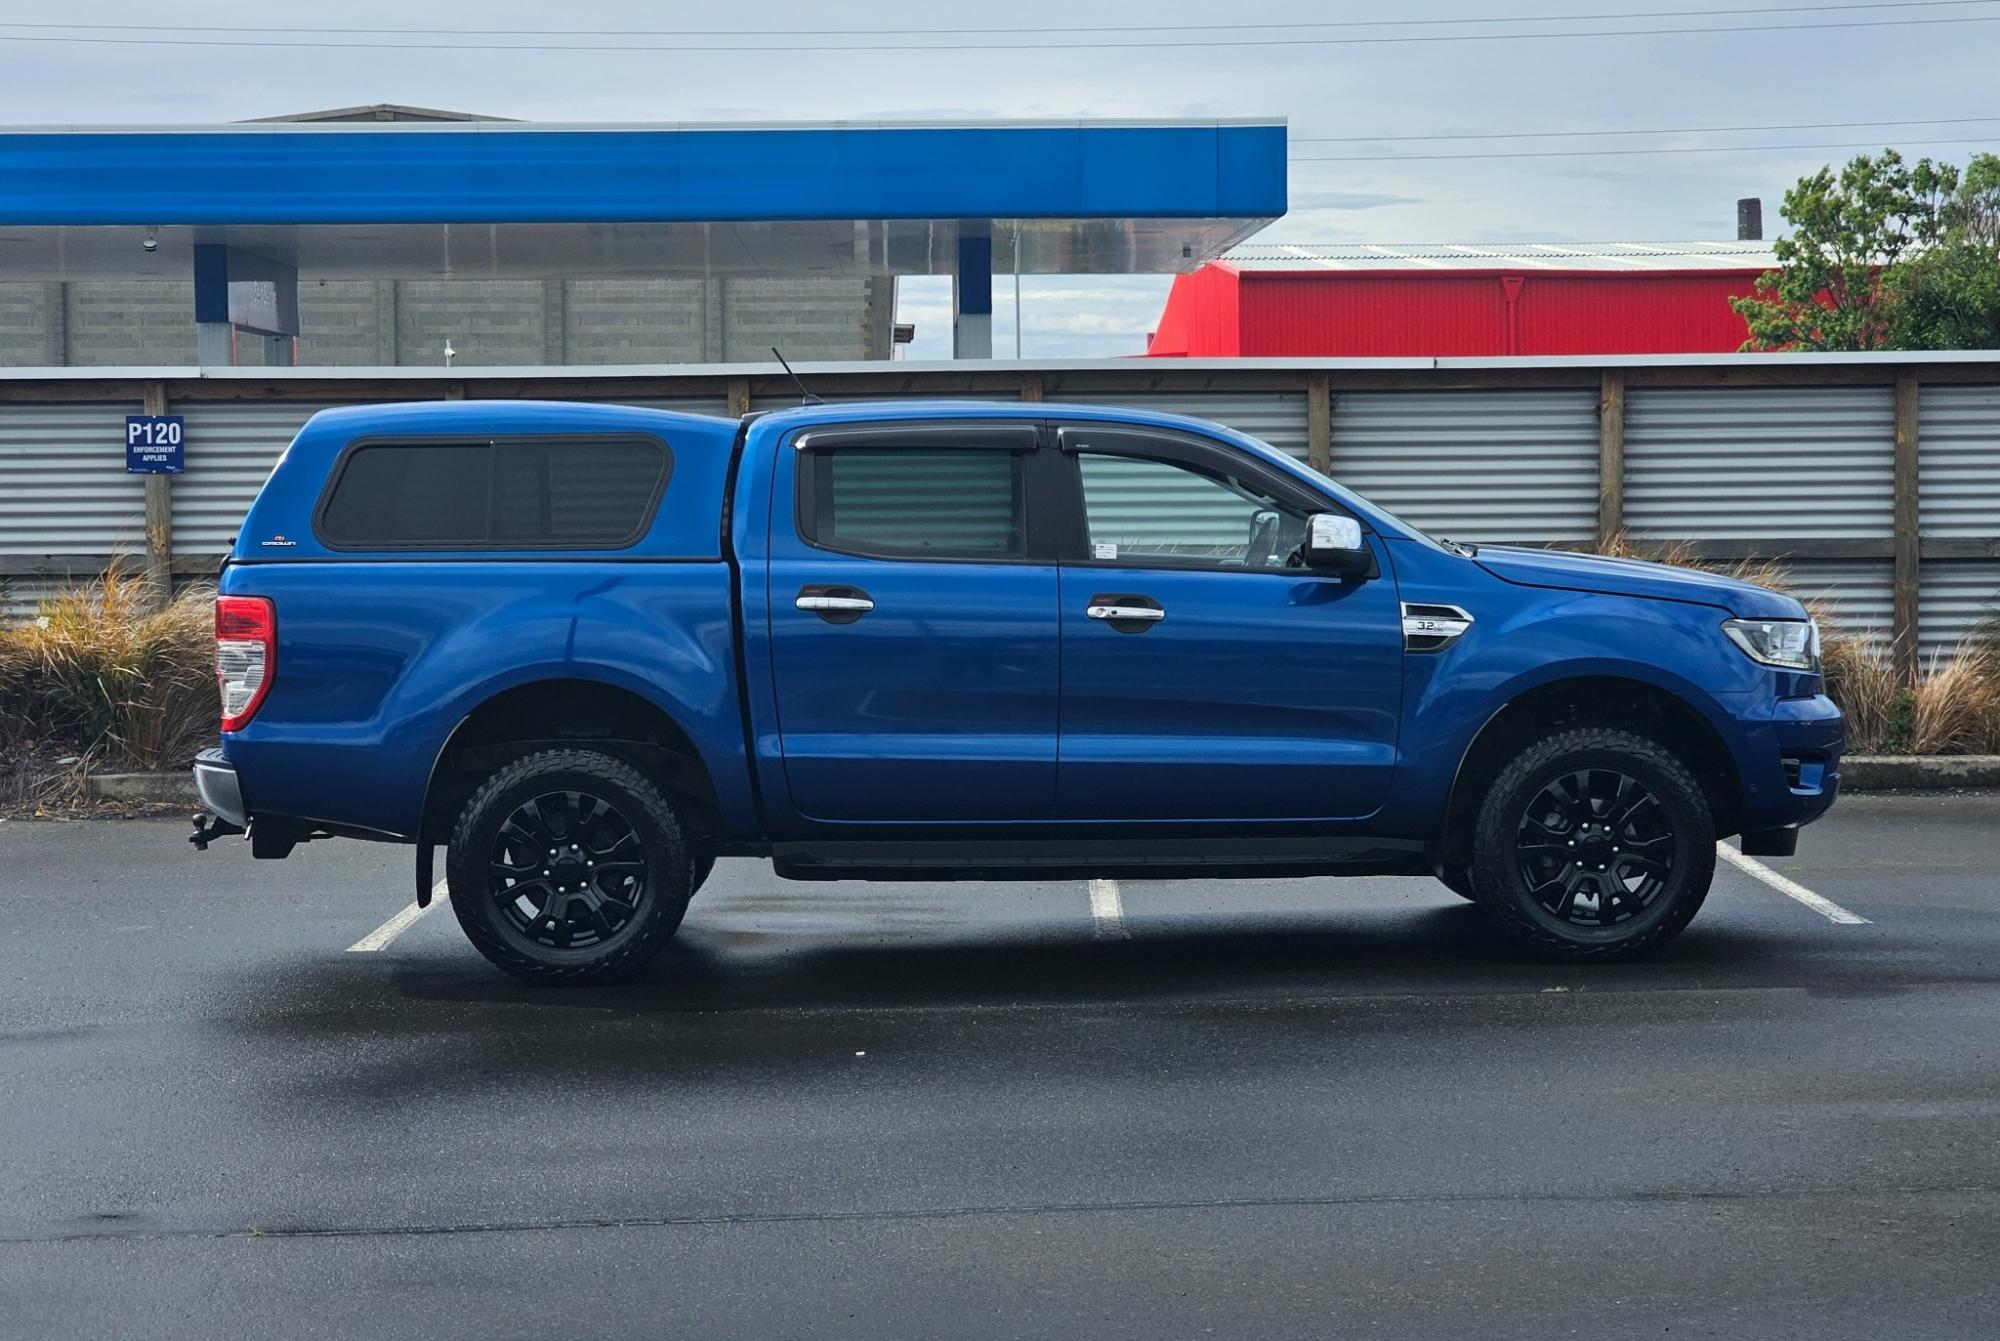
(1815, 618), (1910, 753)
(1908, 640), (2000, 756)
(0, 567), (217, 772)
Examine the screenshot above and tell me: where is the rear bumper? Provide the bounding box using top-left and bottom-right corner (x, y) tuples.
(192, 748), (248, 828)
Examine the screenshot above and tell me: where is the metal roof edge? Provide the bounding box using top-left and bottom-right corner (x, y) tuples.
(0, 366), (207, 381)
(1426, 351), (2000, 370)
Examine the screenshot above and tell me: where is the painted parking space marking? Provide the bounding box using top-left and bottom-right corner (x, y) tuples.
(1716, 842), (1870, 925)
(1088, 878), (1129, 940)
(347, 881), (449, 952)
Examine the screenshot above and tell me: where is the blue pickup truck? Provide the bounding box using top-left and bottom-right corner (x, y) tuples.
(190, 398), (1841, 982)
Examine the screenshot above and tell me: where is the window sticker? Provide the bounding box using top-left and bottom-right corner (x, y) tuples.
(1093, 542), (1119, 560)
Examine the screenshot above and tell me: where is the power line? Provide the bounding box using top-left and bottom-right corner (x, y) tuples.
(0, 0), (1988, 39)
(0, 13), (1996, 53)
(1291, 135), (2000, 162)
(1292, 115), (2000, 145)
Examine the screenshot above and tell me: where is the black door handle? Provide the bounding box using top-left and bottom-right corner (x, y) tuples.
(1085, 592), (1164, 633)
(797, 583), (874, 624)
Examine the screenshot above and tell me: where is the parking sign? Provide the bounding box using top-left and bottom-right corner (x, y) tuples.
(125, 415), (185, 475)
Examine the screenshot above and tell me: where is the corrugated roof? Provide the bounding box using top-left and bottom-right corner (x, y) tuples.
(1221, 241), (1781, 272)
(244, 104), (514, 124)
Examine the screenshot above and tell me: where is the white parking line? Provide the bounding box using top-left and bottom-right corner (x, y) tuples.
(1088, 878), (1129, 940)
(346, 881), (450, 953)
(1716, 843), (1870, 925)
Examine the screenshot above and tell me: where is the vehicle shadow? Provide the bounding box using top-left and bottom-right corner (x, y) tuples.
(385, 898), (1833, 1016)
(205, 894), (1998, 1113)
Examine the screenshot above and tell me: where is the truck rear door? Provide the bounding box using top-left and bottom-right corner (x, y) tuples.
(763, 421), (1060, 822)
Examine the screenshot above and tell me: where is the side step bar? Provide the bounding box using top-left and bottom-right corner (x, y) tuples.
(771, 837), (1429, 882)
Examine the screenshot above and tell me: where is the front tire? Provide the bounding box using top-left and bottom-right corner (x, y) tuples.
(446, 748), (692, 985)
(1467, 727), (1714, 960)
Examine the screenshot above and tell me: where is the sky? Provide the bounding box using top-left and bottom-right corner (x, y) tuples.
(2, 1), (1995, 358)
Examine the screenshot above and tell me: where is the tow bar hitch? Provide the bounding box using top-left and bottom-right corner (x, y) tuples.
(189, 812), (245, 850)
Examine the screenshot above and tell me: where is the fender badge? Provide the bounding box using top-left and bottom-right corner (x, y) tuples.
(260, 535), (298, 548)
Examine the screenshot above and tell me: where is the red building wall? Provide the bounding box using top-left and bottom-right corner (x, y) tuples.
(1148, 265), (1764, 357)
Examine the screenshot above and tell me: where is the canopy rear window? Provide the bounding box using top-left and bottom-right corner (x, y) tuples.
(315, 436), (670, 551)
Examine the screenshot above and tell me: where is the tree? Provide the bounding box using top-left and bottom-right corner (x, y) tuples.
(1733, 150), (1955, 352)
(1889, 153), (2000, 350)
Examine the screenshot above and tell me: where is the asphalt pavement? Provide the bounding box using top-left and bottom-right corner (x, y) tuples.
(3, 793), (1998, 1339)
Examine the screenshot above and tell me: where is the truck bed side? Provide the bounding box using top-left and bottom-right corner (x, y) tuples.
(218, 401), (758, 843)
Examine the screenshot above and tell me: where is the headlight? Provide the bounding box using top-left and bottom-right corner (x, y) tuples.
(1721, 618), (1820, 671)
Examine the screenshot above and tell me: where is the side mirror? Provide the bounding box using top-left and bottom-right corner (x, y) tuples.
(1300, 513), (1372, 576)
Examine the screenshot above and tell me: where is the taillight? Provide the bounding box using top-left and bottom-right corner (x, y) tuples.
(216, 595), (275, 732)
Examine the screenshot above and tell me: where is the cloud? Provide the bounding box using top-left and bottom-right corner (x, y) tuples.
(6, 0), (1991, 356)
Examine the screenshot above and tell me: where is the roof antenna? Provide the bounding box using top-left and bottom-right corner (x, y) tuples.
(771, 347), (824, 405)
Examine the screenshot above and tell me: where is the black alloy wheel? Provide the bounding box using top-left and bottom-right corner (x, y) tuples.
(489, 789), (647, 950)
(1515, 768), (1675, 928)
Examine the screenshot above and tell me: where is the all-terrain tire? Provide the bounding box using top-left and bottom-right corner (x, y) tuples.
(446, 748), (692, 985)
(1467, 727), (1715, 961)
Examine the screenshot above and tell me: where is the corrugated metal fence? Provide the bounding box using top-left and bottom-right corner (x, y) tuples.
(1331, 389), (1599, 543)
(2, 357), (1996, 668)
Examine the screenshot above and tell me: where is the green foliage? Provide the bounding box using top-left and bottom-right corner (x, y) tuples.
(1735, 150), (2000, 352)
(1889, 154), (2000, 350)
(1882, 688), (1918, 756)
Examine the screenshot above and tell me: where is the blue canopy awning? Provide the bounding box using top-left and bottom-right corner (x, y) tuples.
(0, 119), (1286, 278)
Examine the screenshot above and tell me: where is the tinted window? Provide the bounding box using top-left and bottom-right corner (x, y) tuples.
(1077, 452), (1308, 568)
(810, 447), (1027, 559)
(318, 443), (489, 548)
(318, 438), (668, 549)
(491, 441), (668, 545)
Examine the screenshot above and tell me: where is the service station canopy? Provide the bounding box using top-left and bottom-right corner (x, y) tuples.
(0, 120), (1287, 280)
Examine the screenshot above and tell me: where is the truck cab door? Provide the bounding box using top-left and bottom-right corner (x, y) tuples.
(764, 421), (1061, 823)
(1050, 424), (1403, 822)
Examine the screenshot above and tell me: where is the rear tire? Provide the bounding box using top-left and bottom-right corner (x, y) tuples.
(1467, 727), (1714, 960)
(447, 748), (691, 985)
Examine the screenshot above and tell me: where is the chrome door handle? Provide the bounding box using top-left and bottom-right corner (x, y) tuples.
(1086, 604), (1164, 622)
(796, 584), (874, 624)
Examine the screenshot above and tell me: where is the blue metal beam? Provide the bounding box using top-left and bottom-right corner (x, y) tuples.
(0, 121), (1286, 226)
(954, 232), (994, 359)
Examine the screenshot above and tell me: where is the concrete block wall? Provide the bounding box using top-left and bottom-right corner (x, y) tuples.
(0, 283), (64, 365)
(720, 278), (886, 362)
(394, 280), (548, 367)
(0, 276), (897, 366)
(64, 281), (198, 365)
(295, 281), (398, 365)
(563, 279), (710, 364)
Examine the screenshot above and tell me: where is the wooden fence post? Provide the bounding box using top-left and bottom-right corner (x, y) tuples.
(1597, 372), (1625, 546)
(142, 380), (172, 610)
(1306, 373), (1331, 476)
(1893, 375), (1921, 680)
(727, 377), (751, 418)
